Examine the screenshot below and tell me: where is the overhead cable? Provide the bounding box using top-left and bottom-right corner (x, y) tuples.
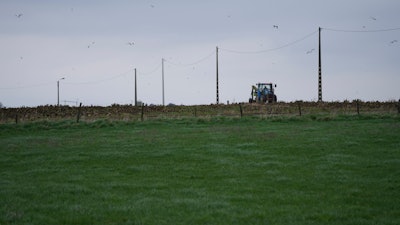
(64, 69), (131, 85)
(219, 30), (318, 54)
(0, 81), (54, 90)
(137, 62), (162, 75)
(322, 27), (400, 33)
(164, 50), (215, 67)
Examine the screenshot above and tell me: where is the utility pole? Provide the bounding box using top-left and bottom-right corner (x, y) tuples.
(162, 58), (165, 106)
(216, 46), (219, 104)
(134, 68), (137, 106)
(57, 77), (65, 106)
(318, 27), (322, 102)
(57, 81), (60, 106)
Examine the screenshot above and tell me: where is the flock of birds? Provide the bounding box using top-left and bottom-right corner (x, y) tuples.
(13, 9), (398, 59)
(270, 16), (398, 54)
(13, 11), (135, 61)
(363, 17), (398, 45)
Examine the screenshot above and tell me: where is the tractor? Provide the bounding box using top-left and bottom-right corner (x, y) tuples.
(249, 83), (277, 103)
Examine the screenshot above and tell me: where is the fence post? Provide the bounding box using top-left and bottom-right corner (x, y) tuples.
(194, 107), (197, 118)
(356, 99), (360, 116)
(239, 103), (243, 118)
(266, 104), (273, 116)
(298, 101), (302, 116)
(141, 103), (144, 121)
(15, 113), (18, 124)
(76, 102), (82, 123)
(398, 99), (400, 114)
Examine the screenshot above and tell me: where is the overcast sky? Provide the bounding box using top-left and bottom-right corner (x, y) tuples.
(1, 0), (399, 107)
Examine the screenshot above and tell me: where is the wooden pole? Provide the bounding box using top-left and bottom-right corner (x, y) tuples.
(239, 103), (243, 118)
(141, 103), (144, 121)
(76, 102), (82, 123)
(298, 102), (302, 116)
(398, 99), (400, 114)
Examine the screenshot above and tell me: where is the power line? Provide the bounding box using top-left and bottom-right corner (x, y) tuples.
(219, 30), (318, 54)
(1, 64), (160, 90)
(64, 69), (132, 85)
(164, 50), (215, 67)
(322, 27), (400, 33)
(0, 81), (54, 90)
(137, 62), (162, 75)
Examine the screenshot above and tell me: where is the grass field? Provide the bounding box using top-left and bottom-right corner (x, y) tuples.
(1, 115), (399, 224)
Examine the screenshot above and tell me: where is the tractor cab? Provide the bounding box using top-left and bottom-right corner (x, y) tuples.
(249, 83), (277, 103)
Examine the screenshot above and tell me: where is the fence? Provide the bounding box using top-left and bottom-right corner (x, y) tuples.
(1, 101), (399, 124)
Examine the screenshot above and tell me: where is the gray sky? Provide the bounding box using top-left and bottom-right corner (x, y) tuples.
(1, 0), (399, 107)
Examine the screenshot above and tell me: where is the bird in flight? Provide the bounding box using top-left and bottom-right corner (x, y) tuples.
(127, 42), (135, 46)
(87, 41), (95, 48)
(306, 49), (315, 54)
(390, 40), (398, 44)
(15, 13), (23, 18)
(370, 16), (377, 21)
(273, 25), (279, 29)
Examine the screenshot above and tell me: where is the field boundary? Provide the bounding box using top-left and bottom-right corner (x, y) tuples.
(1, 101), (399, 124)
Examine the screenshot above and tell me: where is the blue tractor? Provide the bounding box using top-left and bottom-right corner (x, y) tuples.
(249, 83), (277, 103)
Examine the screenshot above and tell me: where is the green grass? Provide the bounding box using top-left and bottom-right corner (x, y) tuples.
(1, 115), (400, 224)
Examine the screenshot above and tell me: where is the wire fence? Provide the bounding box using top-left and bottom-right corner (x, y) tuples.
(1, 101), (399, 124)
